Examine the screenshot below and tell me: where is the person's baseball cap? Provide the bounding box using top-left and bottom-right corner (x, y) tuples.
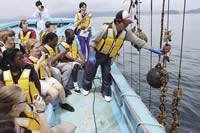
(115, 10), (133, 24)
(35, 1), (42, 7)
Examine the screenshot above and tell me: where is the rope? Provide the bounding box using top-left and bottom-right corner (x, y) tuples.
(178, 0), (186, 88)
(130, 5), (133, 88)
(149, 0), (153, 110)
(138, 0), (141, 96)
(139, 51), (141, 95)
(166, 0), (170, 42)
(92, 79), (100, 133)
(159, 0), (166, 62)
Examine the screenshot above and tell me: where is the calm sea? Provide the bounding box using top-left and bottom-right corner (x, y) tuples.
(0, 13), (199, 133)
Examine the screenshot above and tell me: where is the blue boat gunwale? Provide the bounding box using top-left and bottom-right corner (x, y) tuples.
(110, 63), (166, 133)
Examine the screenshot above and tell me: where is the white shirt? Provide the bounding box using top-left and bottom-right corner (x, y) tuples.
(33, 8), (50, 33)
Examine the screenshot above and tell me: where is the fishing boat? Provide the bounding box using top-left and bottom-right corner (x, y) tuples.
(0, 18), (166, 133)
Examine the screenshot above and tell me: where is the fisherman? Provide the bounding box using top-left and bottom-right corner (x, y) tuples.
(18, 19), (36, 46)
(58, 29), (85, 94)
(74, 2), (92, 59)
(33, 0), (50, 34)
(82, 10), (164, 102)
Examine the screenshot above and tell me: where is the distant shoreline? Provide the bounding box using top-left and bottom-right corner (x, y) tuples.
(0, 10), (200, 25)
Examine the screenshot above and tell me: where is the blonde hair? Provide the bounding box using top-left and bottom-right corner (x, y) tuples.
(0, 30), (5, 46)
(1, 29), (15, 43)
(0, 85), (22, 114)
(26, 39), (39, 53)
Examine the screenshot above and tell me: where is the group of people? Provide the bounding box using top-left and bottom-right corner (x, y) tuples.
(0, 0), (165, 133)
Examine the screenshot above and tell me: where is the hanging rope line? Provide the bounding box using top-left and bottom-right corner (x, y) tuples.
(149, 0), (153, 110)
(159, 0), (166, 62)
(169, 0), (186, 132)
(178, 0), (186, 89)
(130, 3), (133, 87)
(138, 1), (142, 96)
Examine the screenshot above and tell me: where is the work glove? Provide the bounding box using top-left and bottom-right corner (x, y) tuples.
(89, 51), (96, 64)
(149, 46), (163, 55)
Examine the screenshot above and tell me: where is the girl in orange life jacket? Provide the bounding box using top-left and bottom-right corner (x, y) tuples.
(0, 48), (41, 104)
(25, 39), (74, 112)
(74, 2), (92, 59)
(0, 85), (77, 133)
(0, 29), (26, 55)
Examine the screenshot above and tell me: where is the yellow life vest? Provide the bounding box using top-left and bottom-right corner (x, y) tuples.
(0, 43), (21, 53)
(43, 44), (59, 64)
(20, 31), (32, 45)
(28, 54), (51, 80)
(60, 41), (78, 59)
(96, 26), (127, 57)
(3, 69), (40, 104)
(15, 104), (40, 131)
(40, 31), (46, 44)
(77, 13), (92, 30)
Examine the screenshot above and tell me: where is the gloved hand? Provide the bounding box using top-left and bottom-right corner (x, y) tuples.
(89, 51), (96, 64)
(149, 46), (163, 55)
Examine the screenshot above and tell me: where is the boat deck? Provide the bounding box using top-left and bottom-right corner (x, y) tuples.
(54, 77), (122, 133)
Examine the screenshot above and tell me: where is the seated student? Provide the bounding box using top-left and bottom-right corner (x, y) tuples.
(58, 29), (85, 94)
(0, 85), (76, 133)
(0, 48), (40, 104)
(18, 19), (36, 46)
(40, 21), (55, 45)
(41, 32), (72, 95)
(0, 29), (26, 54)
(0, 30), (5, 47)
(25, 39), (74, 112)
(40, 21), (64, 45)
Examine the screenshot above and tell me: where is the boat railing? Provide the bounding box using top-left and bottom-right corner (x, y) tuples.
(110, 63), (166, 133)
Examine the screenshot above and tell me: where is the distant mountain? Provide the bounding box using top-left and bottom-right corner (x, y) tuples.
(164, 10), (179, 14)
(186, 8), (200, 14)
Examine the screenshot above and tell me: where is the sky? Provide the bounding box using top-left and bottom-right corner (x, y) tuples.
(0, 0), (199, 20)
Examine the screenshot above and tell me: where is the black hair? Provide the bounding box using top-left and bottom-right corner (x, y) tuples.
(114, 10), (124, 24)
(0, 114), (15, 133)
(45, 32), (58, 43)
(45, 21), (53, 29)
(0, 48), (20, 70)
(35, 1), (42, 7)
(79, 2), (87, 13)
(65, 29), (73, 38)
(114, 18), (122, 24)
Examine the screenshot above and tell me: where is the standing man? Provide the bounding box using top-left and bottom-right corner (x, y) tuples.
(82, 10), (164, 102)
(18, 19), (36, 46)
(33, 1), (50, 34)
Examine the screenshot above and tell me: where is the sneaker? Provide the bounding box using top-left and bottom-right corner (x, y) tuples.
(60, 103), (75, 112)
(74, 89), (81, 94)
(65, 89), (72, 96)
(82, 90), (89, 96)
(104, 96), (111, 102)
